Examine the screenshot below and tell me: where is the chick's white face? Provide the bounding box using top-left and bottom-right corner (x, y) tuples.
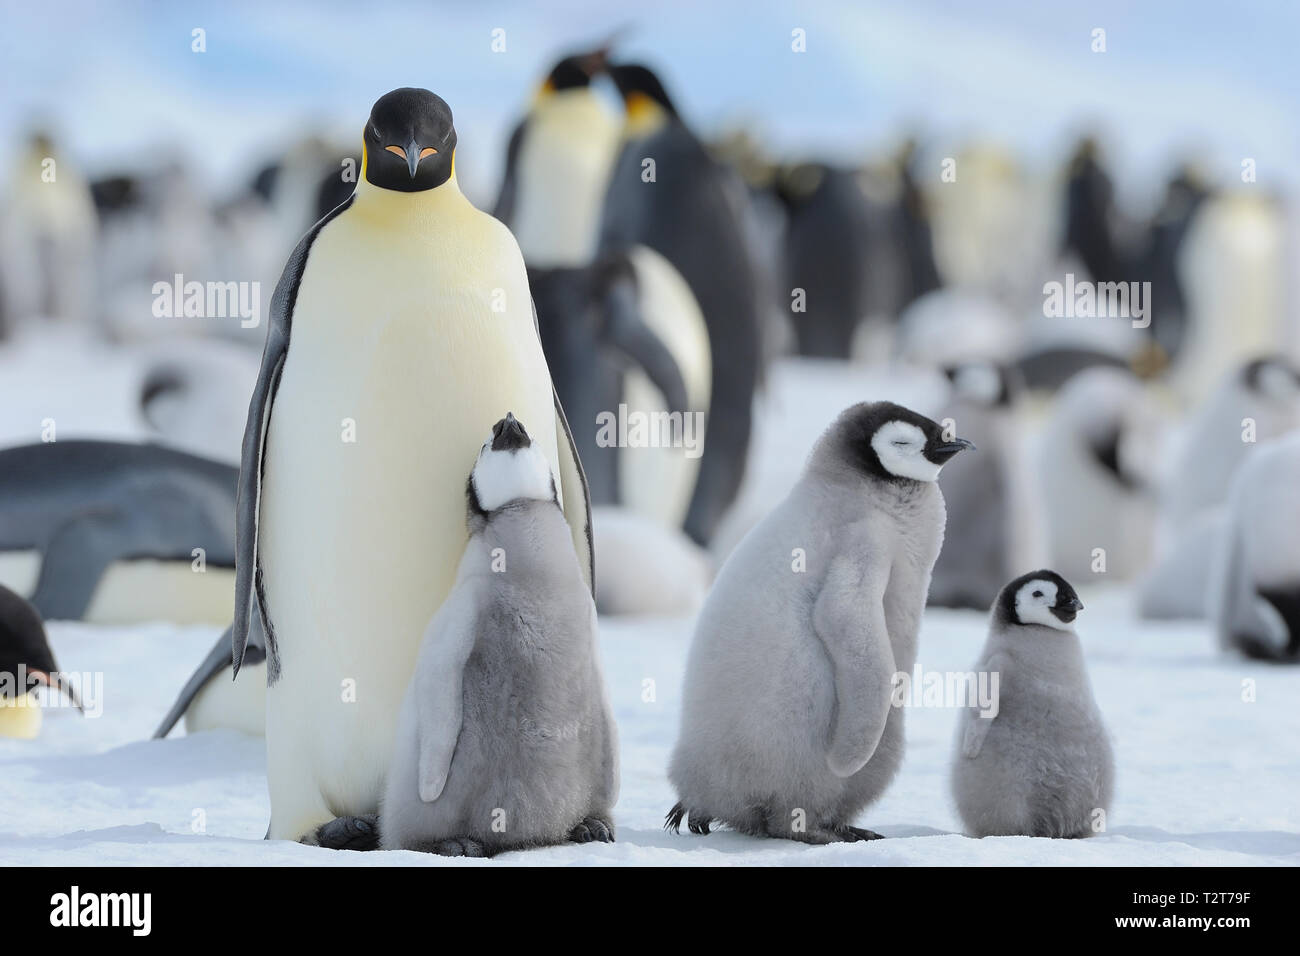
(1014, 579), (1073, 631)
(471, 440), (555, 512)
(871, 420), (941, 482)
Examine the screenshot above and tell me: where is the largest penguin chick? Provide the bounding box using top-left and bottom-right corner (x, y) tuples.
(381, 415), (617, 856)
(666, 402), (972, 843)
(951, 571), (1114, 838)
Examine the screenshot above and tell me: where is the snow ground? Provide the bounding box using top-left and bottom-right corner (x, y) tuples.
(2, 358), (1298, 866)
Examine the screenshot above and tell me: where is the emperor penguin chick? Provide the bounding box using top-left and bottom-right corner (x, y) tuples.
(951, 571), (1114, 838)
(381, 415), (618, 857)
(666, 402), (973, 843)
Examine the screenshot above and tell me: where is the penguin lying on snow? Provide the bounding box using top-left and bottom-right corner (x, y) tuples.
(231, 88), (593, 847)
(666, 402), (972, 843)
(381, 415), (617, 856)
(1212, 432), (1300, 663)
(0, 584), (81, 739)
(0, 441), (238, 624)
(951, 571), (1114, 838)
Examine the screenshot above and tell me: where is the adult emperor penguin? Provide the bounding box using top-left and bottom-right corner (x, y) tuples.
(1212, 432), (1300, 662)
(0, 584), (81, 739)
(951, 571), (1114, 838)
(381, 414), (617, 856)
(600, 63), (764, 547)
(666, 402), (972, 842)
(0, 441), (238, 625)
(494, 52), (702, 515)
(234, 88), (593, 848)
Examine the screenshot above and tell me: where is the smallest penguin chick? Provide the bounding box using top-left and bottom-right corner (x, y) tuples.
(951, 571), (1114, 839)
(379, 414), (618, 857)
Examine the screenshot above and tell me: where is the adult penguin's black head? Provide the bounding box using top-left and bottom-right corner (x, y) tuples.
(363, 88), (457, 192)
(540, 49), (609, 93)
(607, 64), (678, 125)
(0, 585), (80, 709)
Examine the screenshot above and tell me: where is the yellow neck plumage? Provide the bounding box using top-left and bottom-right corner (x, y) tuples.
(0, 691), (43, 739)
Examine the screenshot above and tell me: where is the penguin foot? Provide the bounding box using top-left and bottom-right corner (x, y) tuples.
(664, 802), (686, 833)
(569, 816), (615, 844)
(687, 811), (713, 835)
(837, 825), (885, 842)
(312, 814), (379, 851)
(431, 837), (487, 858)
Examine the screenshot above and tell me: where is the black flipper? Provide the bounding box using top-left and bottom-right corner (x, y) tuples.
(491, 119), (527, 225)
(601, 264), (691, 417)
(30, 511), (130, 621)
(233, 195), (354, 677)
(153, 624), (266, 739)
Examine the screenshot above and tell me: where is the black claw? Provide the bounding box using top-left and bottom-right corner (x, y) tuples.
(841, 825), (885, 842)
(665, 802), (686, 833)
(688, 812), (712, 835)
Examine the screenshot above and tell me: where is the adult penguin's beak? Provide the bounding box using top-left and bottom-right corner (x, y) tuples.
(404, 139), (421, 178)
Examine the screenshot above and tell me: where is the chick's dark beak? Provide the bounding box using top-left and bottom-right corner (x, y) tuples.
(490, 412), (531, 451)
(929, 437), (976, 464)
(1051, 596), (1084, 624)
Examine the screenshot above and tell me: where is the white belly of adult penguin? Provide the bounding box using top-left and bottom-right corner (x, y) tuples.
(233, 88), (593, 847)
(666, 402), (973, 843)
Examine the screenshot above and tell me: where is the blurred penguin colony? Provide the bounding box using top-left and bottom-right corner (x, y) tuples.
(0, 37), (1298, 712)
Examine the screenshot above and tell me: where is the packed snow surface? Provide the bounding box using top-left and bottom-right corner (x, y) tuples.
(3, 359), (1297, 866)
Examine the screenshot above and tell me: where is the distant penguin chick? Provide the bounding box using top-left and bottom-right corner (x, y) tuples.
(951, 571), (1114, 838)
(1038, 367), (1163, 581)
(929, 362), (1024, 610)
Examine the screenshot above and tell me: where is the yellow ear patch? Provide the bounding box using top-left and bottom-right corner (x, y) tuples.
(624, 92), (667, 137)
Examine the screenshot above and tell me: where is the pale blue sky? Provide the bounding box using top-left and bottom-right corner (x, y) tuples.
(2, 0), (1296, 201)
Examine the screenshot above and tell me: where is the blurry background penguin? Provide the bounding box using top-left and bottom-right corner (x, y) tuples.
(1212, 432), (1300, 663)
(1036, 367), (1167, 583)
(0, 130), (97, 335)
(495, 48), (713, 615)
(599, 62), (766, 550)
(928, 362), (1041, 610)
(771, 144), (940, 362)
(1140, 356), (1300, 620)
(0, 584), (81, 739)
